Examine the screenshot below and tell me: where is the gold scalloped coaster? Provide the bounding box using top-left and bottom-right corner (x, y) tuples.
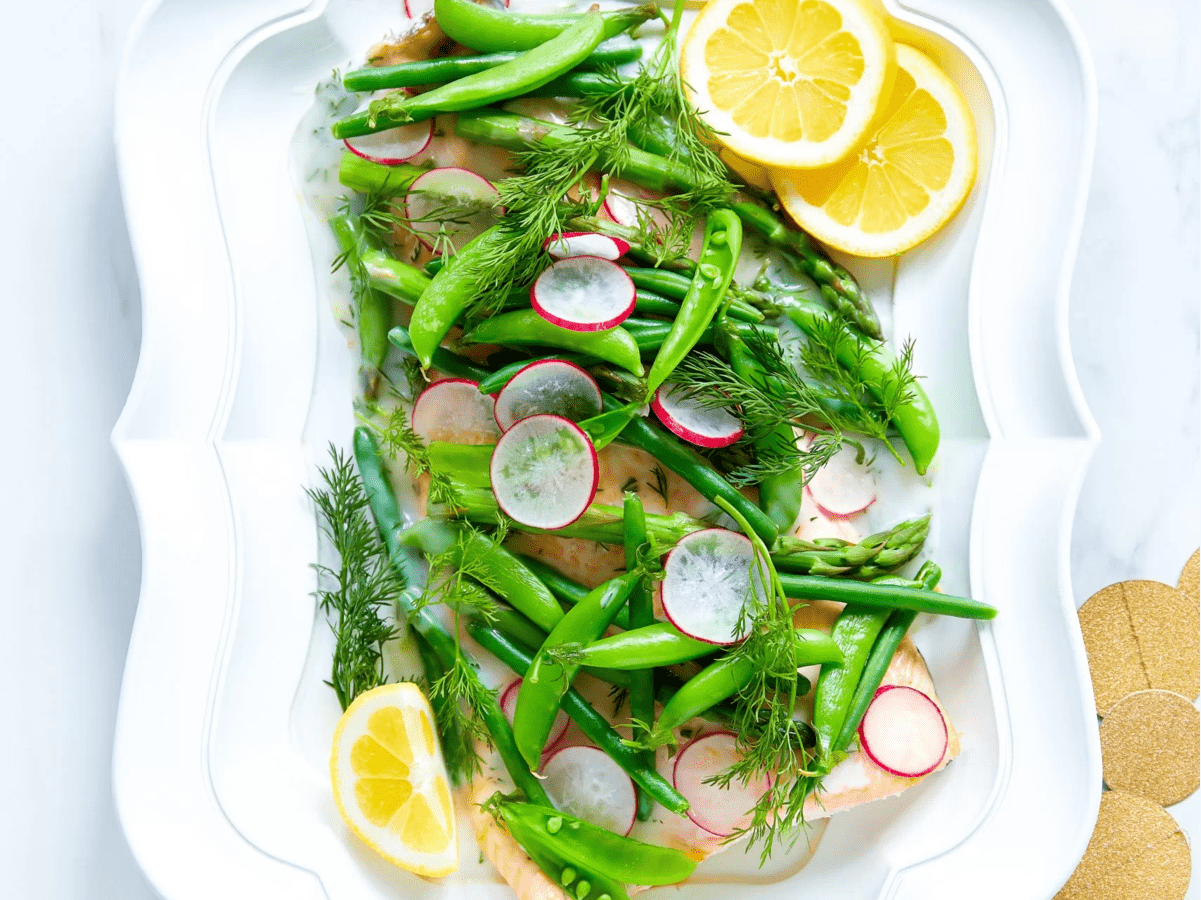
(1077, 580), (1200, 713)
(1101, 689), (1200, 806)
(1179, 550), (1199, 604)
(1055, 791), (1191, 899)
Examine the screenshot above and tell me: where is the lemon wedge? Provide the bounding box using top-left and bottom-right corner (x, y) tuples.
(681, 0), (895, 168)
(330, 682), (458, 877)
(770, 43), (978, 257)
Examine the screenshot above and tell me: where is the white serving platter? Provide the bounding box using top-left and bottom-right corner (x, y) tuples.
(111, 0), (1101, 897)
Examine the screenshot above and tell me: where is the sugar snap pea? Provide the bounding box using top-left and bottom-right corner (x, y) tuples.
(338, 151), (426, 195)
(463, 310), (644, 377)
(500, 805), (632, 900)
(330, 215), (390, 394)
(514, 573), (638, 767)
(434, 0), (659, 53)
(568, 622), (713, 669)
(812, 606), (891, 757)
(645, 209), (742, 394)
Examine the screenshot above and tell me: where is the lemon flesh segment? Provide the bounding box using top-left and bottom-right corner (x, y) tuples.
(682, 0), (894, 168)
(330, 682), (459, 877)
(770, 43), (977, 257)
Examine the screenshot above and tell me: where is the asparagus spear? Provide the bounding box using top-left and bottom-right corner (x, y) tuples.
(771, 514), (931, 579)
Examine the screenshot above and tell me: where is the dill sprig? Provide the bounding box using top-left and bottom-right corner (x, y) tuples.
(372, 402), (461, 508)
(708, 497), (823, 862)
(307, 445), (403, 710)
(425, 650), (496, 782)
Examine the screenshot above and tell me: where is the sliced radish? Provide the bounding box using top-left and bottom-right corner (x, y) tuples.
(602, 180), (671, 231)
(542, 232), (631, 261)
(405, 167), (500, 254)
(806, 442), (877, 518)
(489, 414), (599, 529)
(501, 679), (569, 754)
(858, 685), (949, 778)
(411, 378), (500, 445)
(343, 120), (432, 166)
(661, 528), (768, 645)
(494, 360), (603, 431)
(651, 383), (744, 449)
(542, 745), (637, 836)
(529, 256), (636, 332)
(672, 732), (771, 837)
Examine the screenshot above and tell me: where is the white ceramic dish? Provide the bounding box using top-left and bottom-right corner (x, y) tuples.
(112, 0), (1100, 897)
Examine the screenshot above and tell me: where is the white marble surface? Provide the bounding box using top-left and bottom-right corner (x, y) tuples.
(0, 0), (1194, 898)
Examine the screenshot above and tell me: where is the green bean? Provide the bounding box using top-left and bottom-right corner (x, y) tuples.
(463, 310), (644, 376)
(499, 802), (696, 885)
(409, 225), (506, 370)
(514, 573), (638, 767)
(632, 290), (681, 319)
(353, 427), (549, 805)
(334, 14), (607, 139)
(622, 318), (777, 353)
(646, 209), (742, 394)
(779, 572), (995, 620)
(526, 71), (632, 99)
(812, 606), (891, 757)
(624, 267), (692, 300)
(342, 35), (643, 92)
(398, 519), (565, 632)
(470, 623), (689, 814)
(773, 292), (941, 475)
(600, 393), (779, 547)
(388, 324), (492, 381)
(330, 215), (390, 394)
(623, 493), (655, 821)
(476, 353), (594, 395)
(434, 0), (659, 53)
(338, 151), (426, 195)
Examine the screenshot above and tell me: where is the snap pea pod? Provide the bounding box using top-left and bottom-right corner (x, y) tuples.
(388, 324), (492, 381)
(831, 563), (943, 753)
(569, 622), (713, 669)
(577, 403), (639, 451)
(652, 630), (836, 739)
(645, 209), (742, 395)
(342, 35), (643, 91)
(434, 0), (659, 53)
(514, 573), (639, 767)
(771, 291), (941, 475)
(330, 215), (390, 394)
(812, 606), (891, 757)
(408, 225), (507, 370)
(338, 151), (426, 195)
(722, 325), (803, 532)
(600, 393), (779, 547)
(335, 14), (607, 138)
(361, 248), (429, 305)
(426, 442), (493, 489)
(463, 309), (644, 377)
(498, 802), (697, 885)
(398, 519), (565, 633)
(623, 493), (655, 821)
(500, 805), (632, 900)
(515, 555), (635, 629)
(778, 573), (995, 620)
(470, 623), (689, 814)
(353, 427), (549, 805)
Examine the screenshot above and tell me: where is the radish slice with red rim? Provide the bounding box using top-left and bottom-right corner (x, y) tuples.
(806, 442), (877, 518)
(602, 180), (670, 230)
(651, 383), (744, 448)
(530, 256), (636, 332)
(542, 745), (637, 836)
(661, 528), (768, 645)
(672, 731), (771, 837)
(489, 414), (599, 529)
(411, 378), (500, 445)
(500, 679), (569, 753)
(858, 685), (948, 778)
(494, 359), (603, 431)
(542, 232), (631, 261)
(343, 91), (434, 166)
(405, 167), (500, 254)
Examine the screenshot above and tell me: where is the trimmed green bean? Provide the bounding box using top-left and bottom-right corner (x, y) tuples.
(623, 493), (655, 821)
(779, 572), (995, 620)
(388, 324), (492, 381)
(361, 248), (429, 305)
(330, 215), (390, 393)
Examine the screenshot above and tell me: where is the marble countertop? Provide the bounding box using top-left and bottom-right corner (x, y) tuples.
(0, 0), (1194, 897)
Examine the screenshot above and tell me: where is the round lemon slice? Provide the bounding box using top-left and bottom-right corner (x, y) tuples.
(681, 0), (895, 168)
(770, 43), (978, 257)
(330, 682), (458, 877)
